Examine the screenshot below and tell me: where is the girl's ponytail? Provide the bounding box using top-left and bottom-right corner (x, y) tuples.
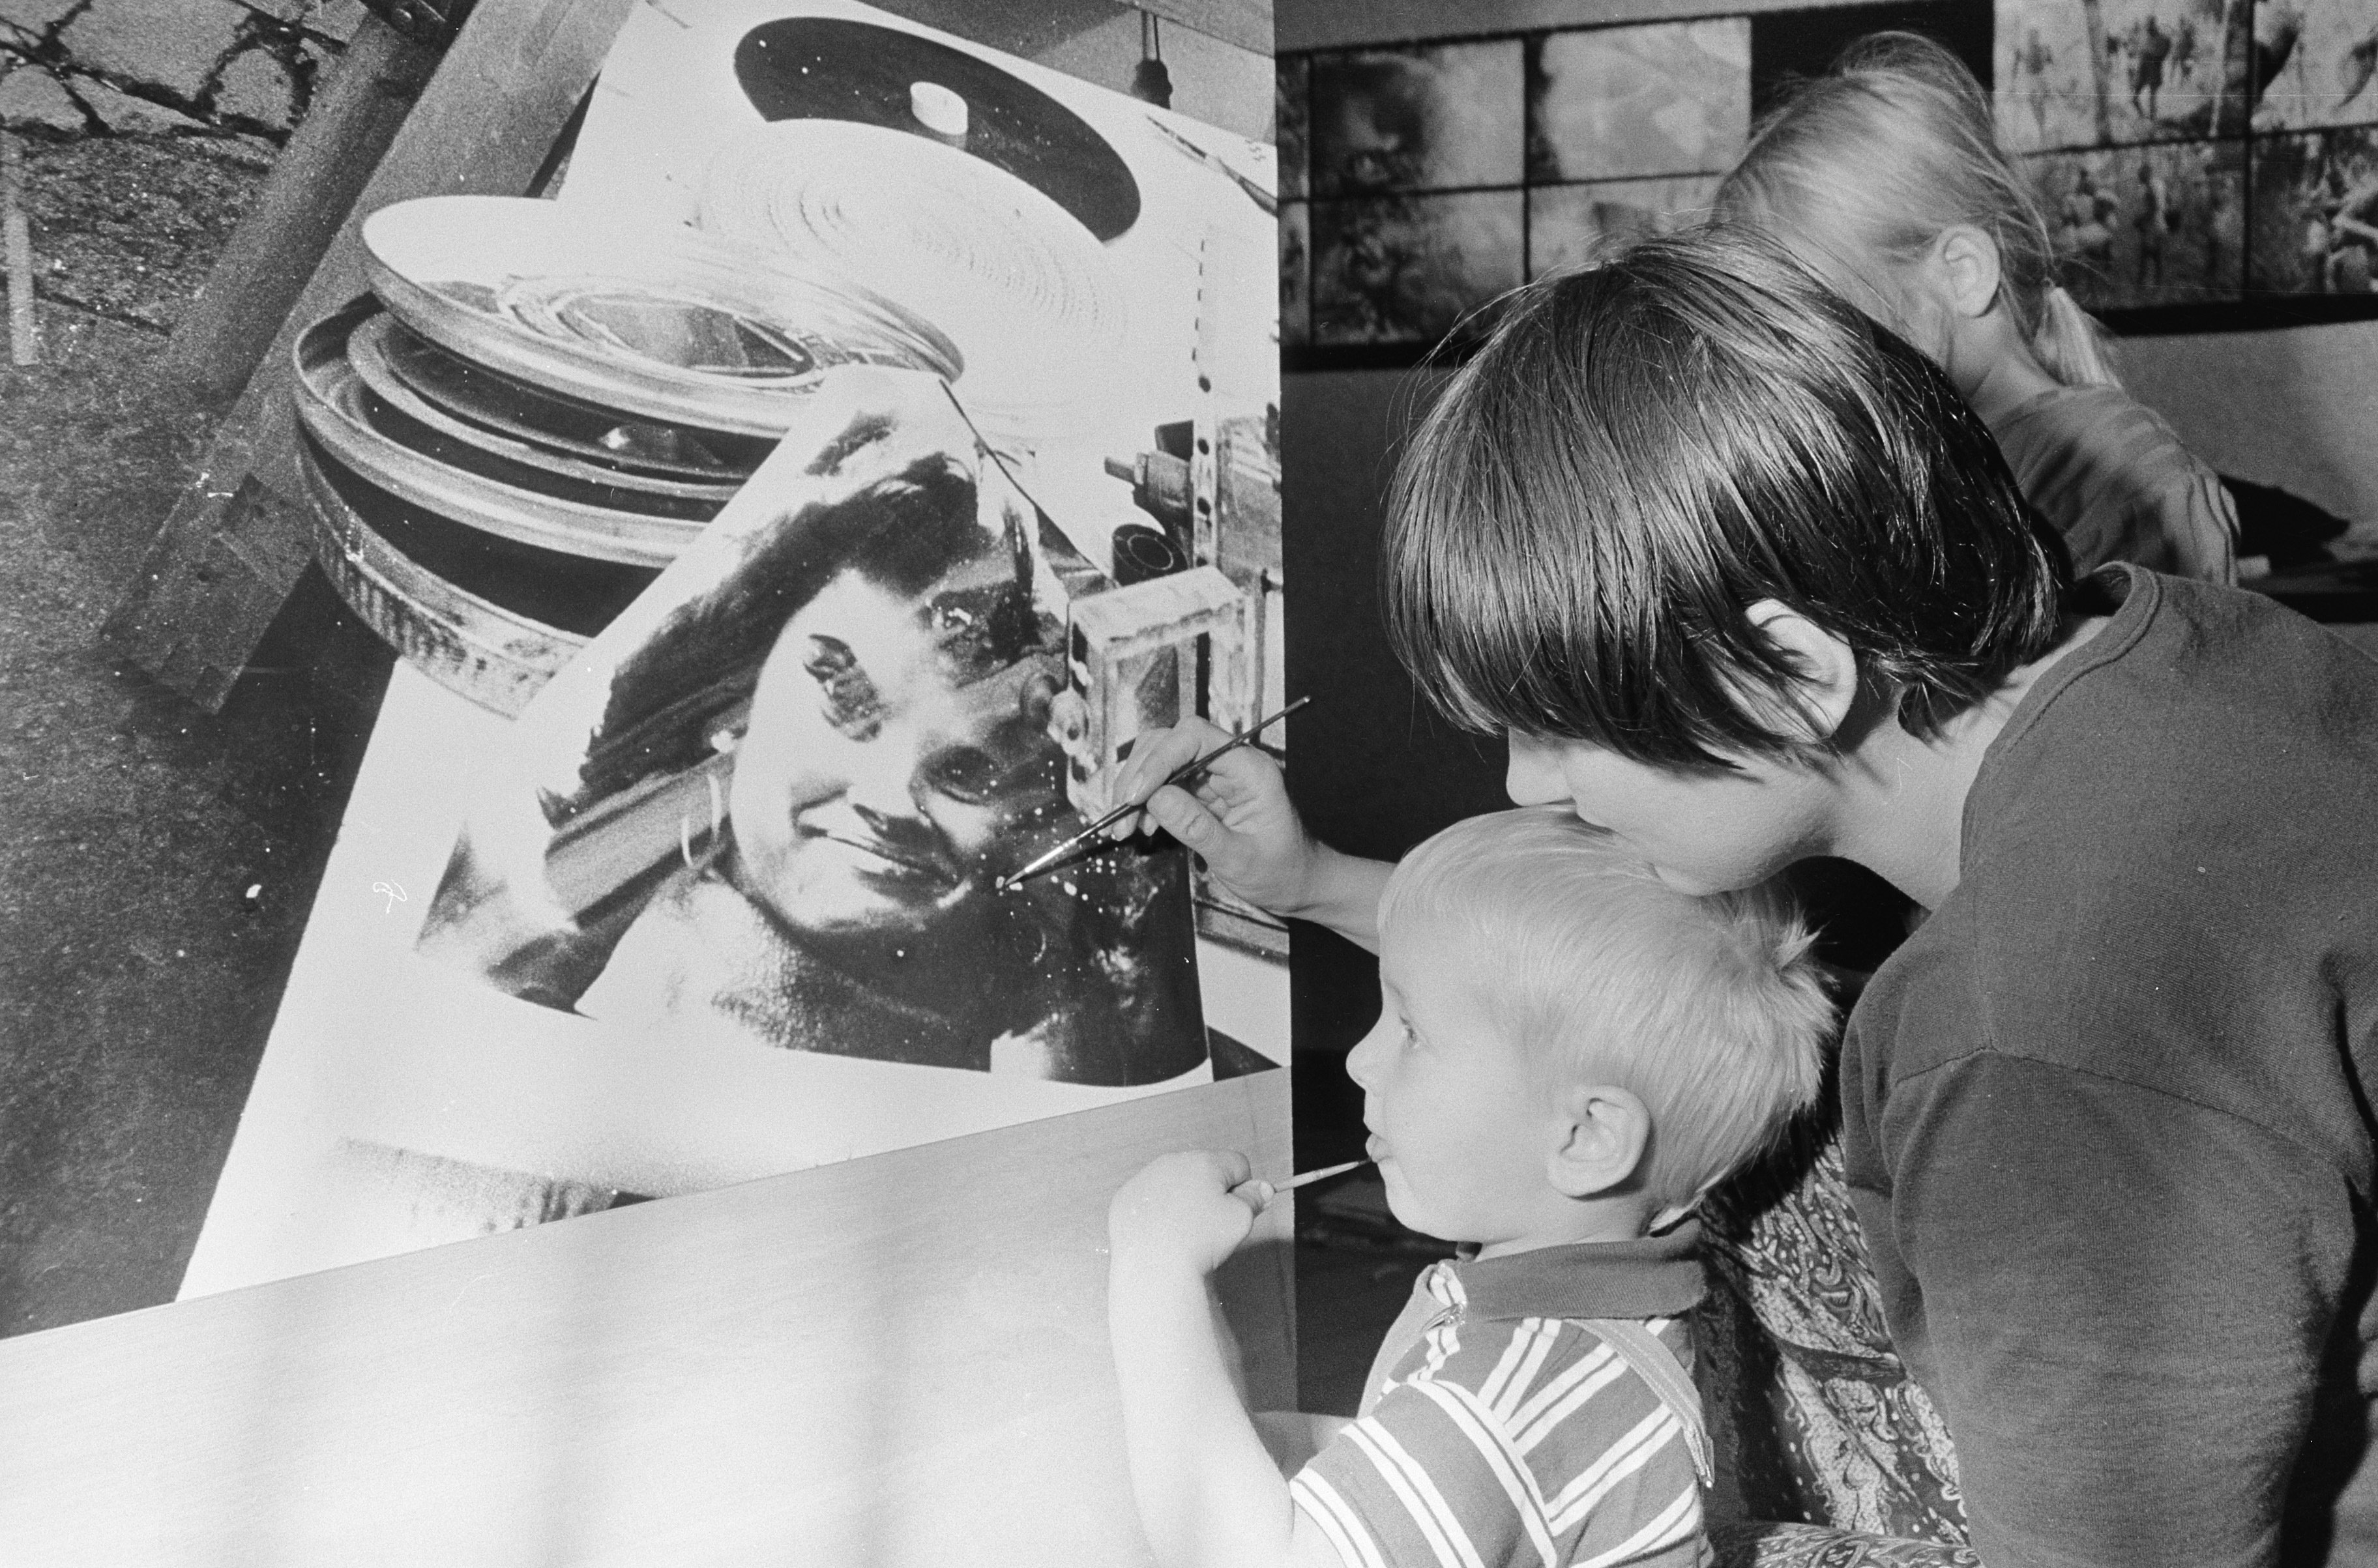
(2031, 283), (2122, 388)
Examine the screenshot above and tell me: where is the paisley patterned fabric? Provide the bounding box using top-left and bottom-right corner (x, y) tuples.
(1709, 1522), (1980, 1568)
(1695, 1105), (1978, 1568)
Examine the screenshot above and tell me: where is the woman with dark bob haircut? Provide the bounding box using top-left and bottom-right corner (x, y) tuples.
(420, 386), (1206, 1087)
(1113, 227), (2378, 1565)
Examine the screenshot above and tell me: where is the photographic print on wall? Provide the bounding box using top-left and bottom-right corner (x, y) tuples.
(1281, 0), (2378, 368)
(2253, 125), (2378, 293)
(1287, 20), (1742, 358)
(1996, 0), (2240, 154)
(1999, 0), (2378, 322)
(1526, 20), (1745, 281)
(1310, 189), (1524, 343)
(1307, 40), (1525, 196)
(1284, 9), (2001, 364)
(2240, 1), (2378, 133)
(1304, 40), (1526, 346)
(182, 0), (1285, 1296)
(1528, 20), (1751, 182)
(1527, 175), (1721, 277)
(2026, 140), (2247, 307)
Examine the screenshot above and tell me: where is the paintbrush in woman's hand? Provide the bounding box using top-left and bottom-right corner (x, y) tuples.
(997, 695), (1310, 892)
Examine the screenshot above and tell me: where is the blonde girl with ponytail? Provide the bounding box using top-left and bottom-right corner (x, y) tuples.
(1714, 32), (2236, 583)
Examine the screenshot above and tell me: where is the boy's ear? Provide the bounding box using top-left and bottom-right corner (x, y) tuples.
(1930, 225), (2004, 320)
(1546, 1082), (1652, 1200)
(1743, 600), (1859, 745)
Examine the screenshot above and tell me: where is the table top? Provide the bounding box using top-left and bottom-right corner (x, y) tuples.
(0, 1072), (1294, 1567)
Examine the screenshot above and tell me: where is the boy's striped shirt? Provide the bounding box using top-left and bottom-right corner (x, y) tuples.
(1290, 1227), (1712, 1568)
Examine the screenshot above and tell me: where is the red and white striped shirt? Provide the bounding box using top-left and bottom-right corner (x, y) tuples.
(1291, 1227), (1711, 1568)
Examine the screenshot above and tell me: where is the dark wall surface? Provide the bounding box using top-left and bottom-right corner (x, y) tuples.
(1282, 366), (1510, 1161)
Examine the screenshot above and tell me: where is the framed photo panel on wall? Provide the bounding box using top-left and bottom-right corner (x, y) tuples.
(1282, 0), (2378, 368)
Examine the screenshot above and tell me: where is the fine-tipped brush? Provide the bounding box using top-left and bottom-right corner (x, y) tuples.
(996, 695), (1310, 892)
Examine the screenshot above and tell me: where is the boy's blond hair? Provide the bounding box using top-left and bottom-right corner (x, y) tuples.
(1379, 808), (1832, 1208)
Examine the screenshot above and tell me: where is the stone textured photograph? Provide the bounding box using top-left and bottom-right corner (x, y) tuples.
(1308, 187), (1522, 344)
(1527, 18), (1750, 182)
(1306, 38), (1523, 196)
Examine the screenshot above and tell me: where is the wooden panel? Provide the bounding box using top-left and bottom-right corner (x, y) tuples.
(106, 0), (636, 711)
(0, 1074), (1293, 1565)
(152, 20), (441, 407)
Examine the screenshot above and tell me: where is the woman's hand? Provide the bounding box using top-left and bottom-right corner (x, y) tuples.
(1109, 1150), (1266, 1279)
(1102, 718), (1392, 954)
(1104, 719), (1325, 917)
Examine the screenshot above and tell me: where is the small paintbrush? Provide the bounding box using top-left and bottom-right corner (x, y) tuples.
(996, 695), (1310, 892)
(1231, 1157), (1372, 1206)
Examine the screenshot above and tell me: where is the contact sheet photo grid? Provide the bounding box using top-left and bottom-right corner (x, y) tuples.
(1280, 0), (2378, 365)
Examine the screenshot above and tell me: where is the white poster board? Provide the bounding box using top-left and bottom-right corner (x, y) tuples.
(184, 0), (1282, 1296)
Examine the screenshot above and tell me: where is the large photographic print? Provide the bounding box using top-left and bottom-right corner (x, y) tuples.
(416, 373), (1207, 1084)
(181, 0), (1283, 1295)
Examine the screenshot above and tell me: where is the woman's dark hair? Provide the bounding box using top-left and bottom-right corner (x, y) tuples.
(1383, 224), (2069, 774)
(570, 453), (1004, 807)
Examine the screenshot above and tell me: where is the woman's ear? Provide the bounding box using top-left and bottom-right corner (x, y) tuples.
(1930, 225), (2004, 321)
(1546, 1082), (1652, 1200)
(1743, 600), (1860, 746)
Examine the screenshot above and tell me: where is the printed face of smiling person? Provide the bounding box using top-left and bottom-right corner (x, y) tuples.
(726, 556), (1065, 940)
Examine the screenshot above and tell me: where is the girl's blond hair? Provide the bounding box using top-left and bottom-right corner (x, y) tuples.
(1713, 31), (2119, 388)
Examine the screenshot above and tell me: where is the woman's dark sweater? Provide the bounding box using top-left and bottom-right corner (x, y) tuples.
(1845, 566), (2378, 1566)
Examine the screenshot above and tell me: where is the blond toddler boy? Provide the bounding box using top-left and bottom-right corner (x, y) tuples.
(1106, 807), (1832, 1568)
